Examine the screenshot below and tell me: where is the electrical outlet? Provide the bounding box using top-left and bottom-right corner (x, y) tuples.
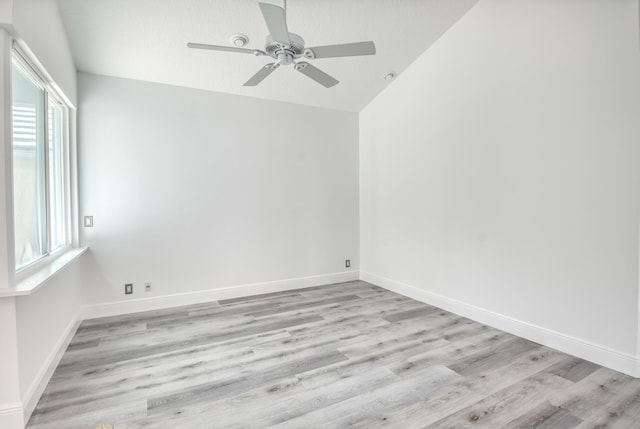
(145, 282), (152, 292)
(345, 259), (351, 268)
(125, 283), (133, 294)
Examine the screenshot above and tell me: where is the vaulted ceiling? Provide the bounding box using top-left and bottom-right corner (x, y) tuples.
(57, 0), (479, 111)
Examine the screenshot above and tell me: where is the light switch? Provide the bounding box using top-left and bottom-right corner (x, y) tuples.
(84, 216), (94, 227)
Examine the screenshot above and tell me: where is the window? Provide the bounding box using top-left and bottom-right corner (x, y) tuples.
(11, 52), (70, 271)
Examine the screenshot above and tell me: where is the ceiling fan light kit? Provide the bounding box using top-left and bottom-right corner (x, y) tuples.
(188, 2), (376, 88)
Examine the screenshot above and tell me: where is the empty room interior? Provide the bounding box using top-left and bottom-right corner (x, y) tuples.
(2, 0), (640, 428)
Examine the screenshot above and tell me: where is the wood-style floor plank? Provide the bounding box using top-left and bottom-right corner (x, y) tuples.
(26, 280), (640, 428)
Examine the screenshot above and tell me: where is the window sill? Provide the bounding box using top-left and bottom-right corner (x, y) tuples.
(0, 247), (88, 297)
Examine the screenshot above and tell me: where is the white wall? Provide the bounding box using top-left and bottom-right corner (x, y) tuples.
(10, 0), (76, 105)
(15, 263), (82, 417)
(0, 1), (81, 426)
(0, 28), (11, 291)
(78, 73), (359, 307)
(0, 22), (23, 429)
(0, 298), (23, 428)
(360, 0), (640, 373)
(0, 1), (10, 25)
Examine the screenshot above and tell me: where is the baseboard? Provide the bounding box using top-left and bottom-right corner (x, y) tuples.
(0, 402), (24, 429)
(360, 270), (640, 378)
(82, 271), (360, 320)
(22, 310), (82, 423)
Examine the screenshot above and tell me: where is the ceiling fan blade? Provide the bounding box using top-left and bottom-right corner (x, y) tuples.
(243, 63), (278, 86)
(187, 42), (261, 55)
(294, 62), (339, 88)
(304, 41), (376, 59)
(259, 3), (290, 45)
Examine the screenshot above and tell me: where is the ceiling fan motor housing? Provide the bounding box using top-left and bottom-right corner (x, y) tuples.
(265, 33), (305, 59)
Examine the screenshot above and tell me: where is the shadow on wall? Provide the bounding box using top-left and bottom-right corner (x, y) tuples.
(78, 250), (114, 306)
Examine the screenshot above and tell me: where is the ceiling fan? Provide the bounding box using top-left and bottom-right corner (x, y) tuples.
(187, 1), (376, 88)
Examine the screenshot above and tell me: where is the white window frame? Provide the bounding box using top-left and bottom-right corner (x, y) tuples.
(10, 44), (75, 281)
(45, 89), (72, 253)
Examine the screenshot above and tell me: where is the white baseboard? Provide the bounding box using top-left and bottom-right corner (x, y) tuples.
(22, 310), (82, 423)
(0, 402), (24, 429)
(82, 271), (360, 320)
(360, 270), (640, 378)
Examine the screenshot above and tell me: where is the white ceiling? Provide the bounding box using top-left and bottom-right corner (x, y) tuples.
(56, 0), (479, 112)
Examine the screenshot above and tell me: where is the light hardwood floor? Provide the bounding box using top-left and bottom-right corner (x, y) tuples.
(27, 281), (640, 428)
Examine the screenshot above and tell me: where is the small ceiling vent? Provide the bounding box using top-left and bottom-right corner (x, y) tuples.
(229, 34), (249, 48)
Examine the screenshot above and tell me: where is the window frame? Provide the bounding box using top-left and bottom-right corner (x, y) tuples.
(11, 46), (73, 279)
(46, 90), (72, 253)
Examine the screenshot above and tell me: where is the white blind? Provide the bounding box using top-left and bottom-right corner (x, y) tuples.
(13, 105), (37, 150)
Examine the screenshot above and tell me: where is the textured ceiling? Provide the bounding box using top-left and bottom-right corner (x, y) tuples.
(57, 0), (479, 112)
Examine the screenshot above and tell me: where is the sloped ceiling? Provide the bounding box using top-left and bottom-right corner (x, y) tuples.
(57, 0), (479, 111)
